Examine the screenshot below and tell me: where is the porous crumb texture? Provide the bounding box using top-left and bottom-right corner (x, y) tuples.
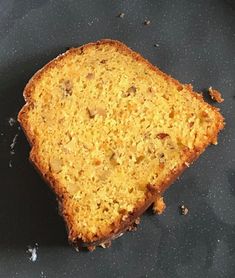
(18, 40), (224, 245)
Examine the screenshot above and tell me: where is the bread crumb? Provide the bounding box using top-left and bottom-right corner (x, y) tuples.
(116, 232), (124, 239)
(10, 134), (18, 155)
(134, 217), (140, 225)
(100, 241), (111, 248)
(40, 271), (46, 278)
(179, 205), (189, 215)
(154, 43), (159, 47)
(118, 13), (125, 18)
(8, 117), (16, 126)
(144, 20), (151, 25)
(208, 87), (224, 103)
(74, 246), (80, 252)
(27, 244), (38, 262)
(87, 246), (96, 252)
(153, 196), (166, 214)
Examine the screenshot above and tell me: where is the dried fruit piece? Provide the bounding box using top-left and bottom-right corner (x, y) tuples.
(177, 85), (183, 91)
(93, 159), (101, 166)
(87, 107), (106, 118)
(135, 155), (145, 164)
(169, 109), (174, 118)
(86, 73), (95, 80)
(147, 87), (154, 94)
(122, 86), (137, 97)
(110, 153), (120, 166)
(60, 80), (73, 96)
(159, 153), (165, 163)
(158, 153), (165, 168)
(201, 111), (209, 117)
(189, 121), (194, 128)
(156, 133), (169, 139)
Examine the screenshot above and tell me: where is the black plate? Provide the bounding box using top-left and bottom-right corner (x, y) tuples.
(0, 1), (234, 277)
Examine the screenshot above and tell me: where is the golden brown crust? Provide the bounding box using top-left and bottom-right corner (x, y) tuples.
(18, 39), (224, 249)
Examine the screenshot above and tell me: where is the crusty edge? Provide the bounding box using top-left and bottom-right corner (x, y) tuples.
(18, 39), (224, 249)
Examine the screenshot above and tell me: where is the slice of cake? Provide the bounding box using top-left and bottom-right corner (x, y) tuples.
(18, 39), (224, 249)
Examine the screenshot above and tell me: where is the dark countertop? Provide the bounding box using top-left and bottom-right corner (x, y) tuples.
(0, 1), (234, 277)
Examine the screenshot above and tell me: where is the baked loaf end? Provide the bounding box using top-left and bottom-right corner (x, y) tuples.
(18, 39), (224, 249)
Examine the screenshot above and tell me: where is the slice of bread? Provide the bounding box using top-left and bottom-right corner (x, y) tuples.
(18, 39), (224, 249)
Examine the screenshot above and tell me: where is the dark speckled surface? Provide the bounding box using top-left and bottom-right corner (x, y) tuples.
(0, 0), (234, 277)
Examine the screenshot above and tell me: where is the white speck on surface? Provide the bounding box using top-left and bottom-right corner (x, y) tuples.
(87, 17), (99, 26)
(28, 247), (37, 262)
(27, 244), (38, 262)
(8, 117), (16, 126)
(9, 160), (12, 168)
(74, 246), (80, 253)
(40, 271), (46, 278)
(10, 134), (18, 155)
(118, 12), (125, 18)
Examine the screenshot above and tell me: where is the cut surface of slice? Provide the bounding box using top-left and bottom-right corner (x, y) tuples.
(18, 39), (224, 247)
